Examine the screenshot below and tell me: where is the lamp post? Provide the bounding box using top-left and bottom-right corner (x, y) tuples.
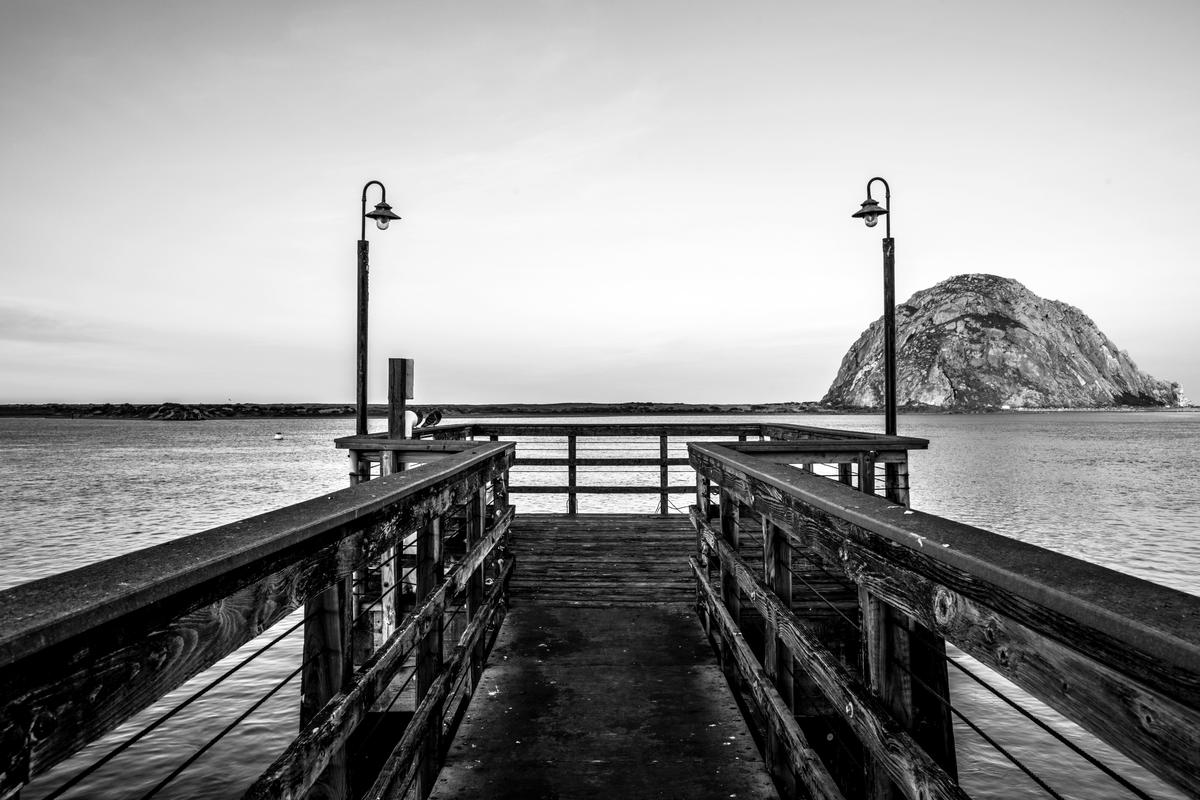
(851, 177), (897, 436)
(356, 180), (401, 436)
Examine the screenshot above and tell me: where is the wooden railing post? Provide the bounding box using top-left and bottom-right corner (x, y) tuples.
(695, 475), (713, 638)
(837, 462), (853, 486)
(567, 434), (578, 515)
(695, 474), (711, 519)
(467, 486), (488, 689)
(377, 453), (404, 643)
(718, 489), (741, 674)
(659, 435), (669, 515)
(860, 591), (958, 799)
(762, 519), (798, 797)
(858, 452), (876, 495)
(884, 457), (910, 507)
(416, 516), (444, 796)
(300, 575), (354, 800)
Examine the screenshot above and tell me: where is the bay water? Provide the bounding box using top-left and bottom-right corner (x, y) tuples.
(2, 412), (1197, 798)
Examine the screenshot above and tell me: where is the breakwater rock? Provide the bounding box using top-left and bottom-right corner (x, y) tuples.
(822, 274), (1187, 410)
(0, 401), (827, 420)
(0, 402), (361, 420)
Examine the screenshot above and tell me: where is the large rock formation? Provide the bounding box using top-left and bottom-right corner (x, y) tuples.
(822, 274), (1186, 410)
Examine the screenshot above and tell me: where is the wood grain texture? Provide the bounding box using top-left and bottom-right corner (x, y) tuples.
(690, 442), (1200, 796)
(692, 559), (846, 800)
(244, 511), (513, 799)
(361, 561), (513, 800)
(506, 485), (693, 494)
(695, 521), (969, 800)
(0, 445), (514, 794)
(508, 514), (694, 606)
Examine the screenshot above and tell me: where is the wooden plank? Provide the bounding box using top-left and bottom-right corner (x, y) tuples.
(387, 358), (414, 438)
(461, 423), (769, 437)
(515, 457), (691, 467)
(696, 523), (969, 800)
(659, 436), (670, 515)
(861, 589), (957, 800)
(300, 573), (353, 800)
(333, 438), (479, 453)
(692, 559), (845, 800)
(730, 440), (926, 455)
(506, 485), (694, 494)
(728, 450), (912, 465)
(415, 516), (444, 795)
(567, 435), (578, 515)
(690, 442), (1200, 796)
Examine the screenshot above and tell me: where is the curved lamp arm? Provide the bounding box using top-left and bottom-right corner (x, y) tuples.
(865, 176), (891, 239)
(361, 180), (387, 241)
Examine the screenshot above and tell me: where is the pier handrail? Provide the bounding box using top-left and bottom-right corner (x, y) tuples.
(689, 440), (1200, 798)
(0, 441), (515, 798)
(340, 421), (929, 513)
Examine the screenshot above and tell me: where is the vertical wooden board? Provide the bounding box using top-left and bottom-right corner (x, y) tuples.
(415, 518), (444, 796)
(387, 358), (414, 438)
(567, 435), (578, 516)
(301, 577), (353, 800)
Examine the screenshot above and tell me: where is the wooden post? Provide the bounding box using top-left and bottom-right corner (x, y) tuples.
(763, 519), (797, 797)
(348, 450), (362, 487)
(659, 435), (669, 516)
(695, 474), (712, 637)
(377, 454), (402, 642)
(567, 434), (578, 515)
(858, 452), (876, 495)
(300, 576), (353, 800)
(416, 517), (444, 795)
(718, 489), (741, 674)
(885, 457), (910, 507)
(837, 462), (853, 487)
(387, 358), (414, 440)
(466, 487), (487, 688)
(860, 591), (958, 799)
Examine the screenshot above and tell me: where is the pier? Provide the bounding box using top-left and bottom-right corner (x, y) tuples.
(1, 415), (1198, 799)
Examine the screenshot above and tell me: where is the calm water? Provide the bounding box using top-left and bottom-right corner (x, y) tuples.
(2, 412), (1196, 798)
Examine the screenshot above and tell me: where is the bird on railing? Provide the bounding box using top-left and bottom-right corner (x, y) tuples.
(415, 408), (443, 428)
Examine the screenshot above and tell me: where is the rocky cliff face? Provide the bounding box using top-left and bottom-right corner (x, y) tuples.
(822, 274), (1186, 410)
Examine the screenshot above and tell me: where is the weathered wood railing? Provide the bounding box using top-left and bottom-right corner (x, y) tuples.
(340, 422), (928, 514)
(689, 440), (1200, 799)
(0, 441), (515, 799)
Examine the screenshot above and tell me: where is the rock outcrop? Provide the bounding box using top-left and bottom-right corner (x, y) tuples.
(822, 274), (1186, 410)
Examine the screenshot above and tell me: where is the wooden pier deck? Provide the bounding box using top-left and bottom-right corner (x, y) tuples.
(430, 514), (777, 799)
(7, 422), (1200, 800)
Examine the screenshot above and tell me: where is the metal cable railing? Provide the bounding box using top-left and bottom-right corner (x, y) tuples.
(783, 544), (1159, 799)
(137, 655), (315, 800)
(37, 534), (403, 799)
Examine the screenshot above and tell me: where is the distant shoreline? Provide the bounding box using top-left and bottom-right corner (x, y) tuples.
(0, 401), (1192, 421)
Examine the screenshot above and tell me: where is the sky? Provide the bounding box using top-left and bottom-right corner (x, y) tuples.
(2, 0), (1198, 405)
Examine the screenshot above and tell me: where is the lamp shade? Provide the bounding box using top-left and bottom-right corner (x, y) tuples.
(851, 197), (887, 221)
(365, 201), (401, 230)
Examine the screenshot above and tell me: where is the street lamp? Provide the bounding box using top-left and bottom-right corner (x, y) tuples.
(357, 180), (401, 436)
(851, 177), (896, 436)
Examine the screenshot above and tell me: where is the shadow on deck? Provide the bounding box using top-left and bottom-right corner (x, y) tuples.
(430, 514), (776, 799)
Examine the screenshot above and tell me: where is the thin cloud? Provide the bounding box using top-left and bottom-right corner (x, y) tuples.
(0, 304), (114, 345)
